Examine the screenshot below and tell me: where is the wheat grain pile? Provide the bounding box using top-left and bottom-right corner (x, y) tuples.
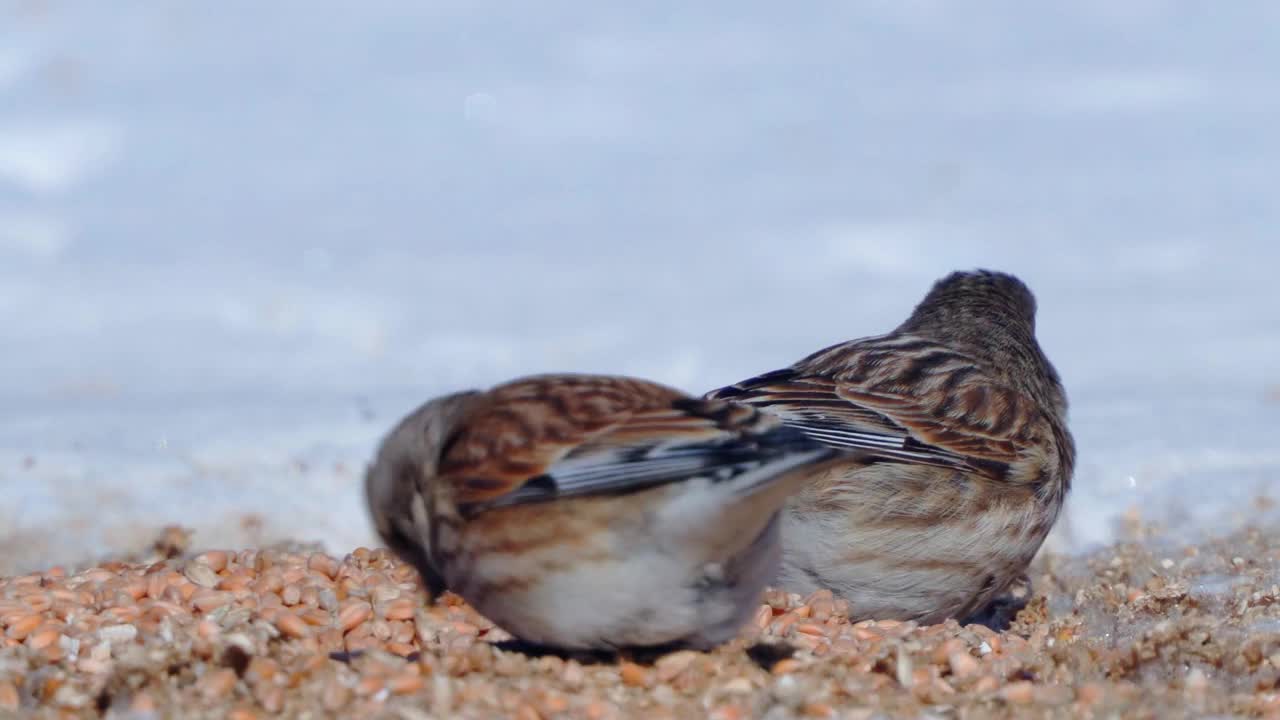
(2, 519), (1279, 719)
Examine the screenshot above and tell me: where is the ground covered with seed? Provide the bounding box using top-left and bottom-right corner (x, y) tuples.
(3, 520), (1280, 720)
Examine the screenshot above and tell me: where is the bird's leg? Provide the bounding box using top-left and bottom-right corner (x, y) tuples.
(960, 572), (1032, 632)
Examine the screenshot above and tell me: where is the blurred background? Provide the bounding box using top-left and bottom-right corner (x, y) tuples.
(2, 2), (1277, 572)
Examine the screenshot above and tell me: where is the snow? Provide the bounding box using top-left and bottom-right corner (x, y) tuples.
(2, 2), (1278, 572)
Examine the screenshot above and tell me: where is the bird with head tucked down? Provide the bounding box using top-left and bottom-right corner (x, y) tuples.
(706, 269), (1075, 627)
(365, 373), (832, 652)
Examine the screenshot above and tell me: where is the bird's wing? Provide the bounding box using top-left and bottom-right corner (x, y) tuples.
(706, 341), (1037, 480)
(437, 374), (819, 511)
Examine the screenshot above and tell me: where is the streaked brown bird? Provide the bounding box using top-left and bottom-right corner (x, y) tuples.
(706, 269), (1075, 626)
(364, 373), (831, 651)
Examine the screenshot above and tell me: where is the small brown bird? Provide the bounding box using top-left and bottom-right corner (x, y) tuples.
(706, 270), (1075, 626)
(364, 373), (830, 651)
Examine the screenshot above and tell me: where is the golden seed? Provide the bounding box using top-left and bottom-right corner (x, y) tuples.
(300, 608), (330, 627)
(388, 673), (425, 695)
(6, 614), (42, 640)
(386, 641), (418, 657)
(245, 657), (279, 686)
(655, 650), (698, 681)
(308, 553), (339, 579)
(27, 627), (61, 650)
(772, 659), (800, 675)
(199, 550), (229, 572)
(196, 620), (220, 641)
(275, 612), (309, 639)
(219, 575), (251, 592)
(185, 563), (220, 589)
(345, 621), (371, 640)
(1000, 681), (1036, 704)
(384, 598), (415, 621)
(0, 681), (18, 710)
(939, 637), (968, 662)
(200, 668), (238, 700)
(338, 602), (372, 632)
(794, 622), (827, 637)
(948, 650), (980, 679)
(257, 572), (284, 595)
(620, 662), (648, 687)
(193, 590), (233, 613)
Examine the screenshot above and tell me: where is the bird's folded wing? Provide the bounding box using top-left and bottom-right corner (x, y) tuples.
(707, 367), (1023, 479)
(437, 375), (814, 509)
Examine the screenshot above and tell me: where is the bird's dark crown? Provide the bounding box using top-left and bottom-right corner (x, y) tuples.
(897, 269), (1065, 412)
(898, 269), (1038, 341)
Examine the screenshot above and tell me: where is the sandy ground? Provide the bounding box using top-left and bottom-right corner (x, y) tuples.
(2, 513), (1280, 720)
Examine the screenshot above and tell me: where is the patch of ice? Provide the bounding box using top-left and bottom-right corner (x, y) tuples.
(0, 214), (71, 260)
(0, 47), (36, 91)
(1043, 70), (1205, 113)
(0, 122), (120, 194)
(817, 221), (972, 278)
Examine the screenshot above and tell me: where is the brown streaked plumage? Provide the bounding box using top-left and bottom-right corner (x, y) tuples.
(706, 269), (1075, 626)
(365, 373), (831, 651)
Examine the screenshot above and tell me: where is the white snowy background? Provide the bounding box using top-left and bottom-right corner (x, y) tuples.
(2, 2), (1277, 572)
